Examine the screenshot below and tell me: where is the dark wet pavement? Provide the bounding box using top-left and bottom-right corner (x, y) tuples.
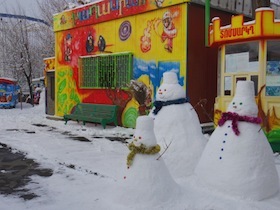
(0, 123), (131, 200)
(0, 142), (53, 200)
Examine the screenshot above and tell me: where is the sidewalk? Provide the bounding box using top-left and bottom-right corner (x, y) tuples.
(0, 142), (52, 200)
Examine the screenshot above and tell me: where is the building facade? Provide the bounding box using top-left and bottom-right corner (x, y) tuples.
(52, 0), (235, 127)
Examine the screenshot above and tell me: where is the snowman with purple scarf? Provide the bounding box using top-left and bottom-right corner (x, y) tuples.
(195, 80), (279, 200)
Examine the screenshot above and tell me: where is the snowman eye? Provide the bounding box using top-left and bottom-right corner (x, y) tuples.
(164, 89), (166, 91)
(139, 136), (142, 139)
(239, 102), (243, 105)
(232, 102), (235, 105)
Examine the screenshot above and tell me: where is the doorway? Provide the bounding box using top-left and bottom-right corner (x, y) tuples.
(46, 71), (55, 115)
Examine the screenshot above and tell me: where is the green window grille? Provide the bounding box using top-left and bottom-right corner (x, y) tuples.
(79, 52), (133, 88)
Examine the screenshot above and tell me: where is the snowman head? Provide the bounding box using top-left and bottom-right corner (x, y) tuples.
(132, 116), (157, 147)
(227, 81), (258, 117)
(156, 71), (185, 101)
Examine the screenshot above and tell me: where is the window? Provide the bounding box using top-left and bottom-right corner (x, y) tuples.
(225, 42), (259, 73)
(220, 41), (260, 96)
(224, 76), (231, 95)
(250, 75), (258, 96)
(79, 52), (133, 88)
(266, 41), (280, 96)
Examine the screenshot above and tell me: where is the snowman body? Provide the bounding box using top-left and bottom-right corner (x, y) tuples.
(122, 116), (180, 206)
(124, 153), (179, 205)
(150, 72), (206, 179)
(195, 81), (279, 200)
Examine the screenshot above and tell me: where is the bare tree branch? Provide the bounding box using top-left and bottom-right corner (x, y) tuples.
(156, 139), (173, 160)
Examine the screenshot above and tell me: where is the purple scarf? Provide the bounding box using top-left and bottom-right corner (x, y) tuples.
(218, 112), (262, 135)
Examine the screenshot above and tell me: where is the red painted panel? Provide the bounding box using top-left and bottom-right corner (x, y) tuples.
(187, 4), (251, 123)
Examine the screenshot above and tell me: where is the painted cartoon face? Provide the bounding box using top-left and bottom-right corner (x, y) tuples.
(227, 96), (258, 117)
(86, 33), (94, 53)
(66, 34), (72, 45)
(163, 17), (171, 28)
(156, 83), (185, 101)
(162, 11), (172, 28)
(155, 0), (164, 7)
(88, 35), (93, 45)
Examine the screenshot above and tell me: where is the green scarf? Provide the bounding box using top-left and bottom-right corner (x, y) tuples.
(127, 142), (161, 167)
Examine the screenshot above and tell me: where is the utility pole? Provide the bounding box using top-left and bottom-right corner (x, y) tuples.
(0, 18), (6, 76)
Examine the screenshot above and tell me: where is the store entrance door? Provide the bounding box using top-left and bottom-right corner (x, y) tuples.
(46, 71), (55, 115)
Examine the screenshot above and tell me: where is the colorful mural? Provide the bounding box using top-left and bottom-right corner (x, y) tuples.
(210, 8), (280, 152)
(266, 61), (280, 96)
(54, 1), (187, 127)
(0, 78), (20, 109)
(43, 57), (55, 72)
(56, 67), (81, 115)
(53, 0), (190, 31)
(43, 57), (55, 86)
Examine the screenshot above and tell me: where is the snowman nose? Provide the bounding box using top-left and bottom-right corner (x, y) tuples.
(233, 105), (237, 109)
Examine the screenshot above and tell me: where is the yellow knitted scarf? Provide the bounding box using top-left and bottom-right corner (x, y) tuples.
(127, 142), (161, 167)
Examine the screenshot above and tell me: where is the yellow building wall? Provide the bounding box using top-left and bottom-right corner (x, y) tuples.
(54, 3), (187, 128)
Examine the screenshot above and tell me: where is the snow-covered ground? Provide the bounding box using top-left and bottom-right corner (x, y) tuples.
(1, 91), (280, 210)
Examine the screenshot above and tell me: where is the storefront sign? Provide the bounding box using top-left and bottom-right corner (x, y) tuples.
(209, 8), (280, 45)
(220, 25), (254, 39)
(54, 0), (189, 31)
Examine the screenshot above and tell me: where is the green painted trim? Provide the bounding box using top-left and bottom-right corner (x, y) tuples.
(205, 0), (210, 47)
